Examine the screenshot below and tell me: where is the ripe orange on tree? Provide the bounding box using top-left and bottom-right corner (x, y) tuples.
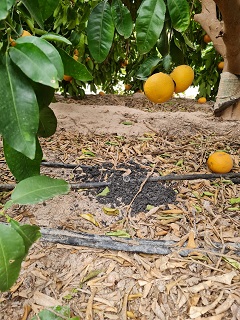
(63, 75), (72, 82)
(10, 29), (31, 46)
(144, 72), (174, 103)
(218, 61), (224, 70)
(124, 84), (132, 91)
(207, 151), (233, 173)
(170, 65), (194, 93)
(204, 34), (211, 43)
(99, 91), (105, 96)
(198, 97), (207, 104)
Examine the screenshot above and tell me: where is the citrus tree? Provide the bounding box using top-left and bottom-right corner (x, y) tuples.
(194, 0), (240, 118)
(0, 0), (238, 293)
(0, 0), (92, 292)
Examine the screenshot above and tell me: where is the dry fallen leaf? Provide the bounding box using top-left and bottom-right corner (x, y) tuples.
(189, 291), (224, 318)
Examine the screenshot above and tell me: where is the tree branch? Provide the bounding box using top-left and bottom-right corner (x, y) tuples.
(194, 0), (225, 57)
(213, 0), (240, 74)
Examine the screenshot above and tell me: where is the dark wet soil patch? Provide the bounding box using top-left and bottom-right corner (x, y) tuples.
(73, 160), (176, 214)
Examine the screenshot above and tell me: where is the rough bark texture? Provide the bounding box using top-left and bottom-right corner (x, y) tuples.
(194, 0), (240, 119)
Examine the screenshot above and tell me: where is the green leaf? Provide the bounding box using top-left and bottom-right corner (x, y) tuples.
(21, 0), (44, 28)
(41, 33), (72, 45)
(167, 0), (190, 32)
(0, 55), (38, 159)
(57, 48), (93, 81)
(38, 0), (60, 21)
(136, 55), (161, 80)
(3, 138), (43, 181)
(0, 224), (25, 292)
(222, 257), (240, 270)
(38, 107), (57, 138)
(31, 82), (55, 110)
(0, 0), (16, 20)
(11, 176), (70, 205)
(162, 53), (172, 72)
(105, 230), (131, 238)
(136, 0), (166, 54)
(157, 25), (169, 56)
(31, 305), (79, 320)
(229, 197), (240, 205)
(87, 1), (115, 63)
(9, 44), (59, 89)
(14, 36), (64, 81)
(111, 0), (133, 39)
(97, 187), (110, 197)
(10, 220), (41, 256)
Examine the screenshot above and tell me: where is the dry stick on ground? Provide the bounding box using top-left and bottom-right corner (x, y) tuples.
(126, 164), (156, 217)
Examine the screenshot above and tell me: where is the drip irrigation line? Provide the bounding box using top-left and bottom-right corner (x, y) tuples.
(0, 223), (239, 256)
(39, 227), (240, 257)
(1, 171), (240, 192)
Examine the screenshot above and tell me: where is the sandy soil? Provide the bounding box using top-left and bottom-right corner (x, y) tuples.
(0, 94), (240, 320)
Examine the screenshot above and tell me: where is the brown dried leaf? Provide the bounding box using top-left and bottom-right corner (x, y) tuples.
(189, 291), (224, 318)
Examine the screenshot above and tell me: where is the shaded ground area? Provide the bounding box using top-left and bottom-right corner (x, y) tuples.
(0, 94), (240, 320)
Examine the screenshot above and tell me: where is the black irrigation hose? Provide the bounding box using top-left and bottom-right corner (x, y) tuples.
(40, 227), (240, 257)
(1, 171), (240, 191)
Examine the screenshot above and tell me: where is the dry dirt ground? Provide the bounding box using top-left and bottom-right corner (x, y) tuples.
(0, 94), (240, 320)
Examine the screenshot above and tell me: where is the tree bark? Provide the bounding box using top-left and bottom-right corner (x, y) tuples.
(194, 0), (240, 119)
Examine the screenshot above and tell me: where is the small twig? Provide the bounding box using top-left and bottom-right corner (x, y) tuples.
(126, 164), (156, 216)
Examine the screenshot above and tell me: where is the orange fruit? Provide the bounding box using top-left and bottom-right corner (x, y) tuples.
(10, 37), (16, 46)
(99, 91), (105, 96)
(170, 65), (194, 93)
(144, 72), (174, 103)
(73, 54), (78, 61)
(124, 84), (132, 91)
(63, 75), (72, 82)
(207, 151), (233, 173)
(218, 61), (224, 70)
(74, 49), (79, 56)
(10, 30), (31, 46)
(204, 34), (211, 43)
(198, 97), (207, 104)
(22, 30), (31, 37)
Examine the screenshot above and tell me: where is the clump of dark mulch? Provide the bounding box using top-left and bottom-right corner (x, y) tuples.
(73, 160), (176, 214)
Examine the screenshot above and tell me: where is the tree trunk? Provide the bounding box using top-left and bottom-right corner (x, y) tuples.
(194, 0), (240, 119)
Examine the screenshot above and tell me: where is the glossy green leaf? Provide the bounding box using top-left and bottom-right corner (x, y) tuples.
(10, 175), (70, 205)
(31, 82), (55, 110)
(163, 53), (172, 72)
(10, 220), (41, 255)
(136, 0), (166, 54)
(3, 138), (42, 181)
(21, 0), (44, 28)
(41, 33), (72, 45)
(87, 1), (115, 63)
(0, 0), (15, 20)
(157, 24), (169, 57)
(136, 55), (161, 80)
(9, 44), (59, 89)
(15, 36), (64, 81)
(167, 0), (190, 32)
(0, 55), (38, 159)
(0, 224), (25, 292)
(57, 48), (93, 81)
(38, 107), (57, 138)
(38, 0), (60, 21)
(111, 0), (133, 39)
